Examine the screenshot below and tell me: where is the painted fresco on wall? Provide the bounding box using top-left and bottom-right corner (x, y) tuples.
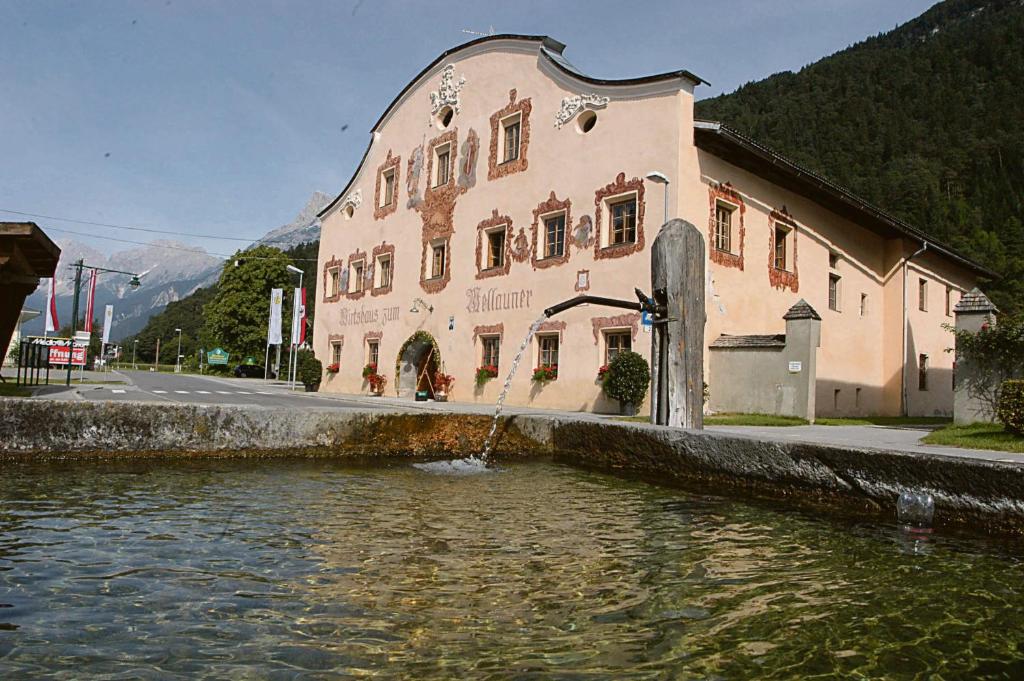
(457, 128), (479, 190)
(573, 215), (594, 249)
(406, 141), (424, 209)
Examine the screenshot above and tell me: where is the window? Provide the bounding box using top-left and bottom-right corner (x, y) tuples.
(485, 228), (506, 269)
(435, 144), (450, 187)
(350, 261), (365, 293)
(829, 252), (840, 269)
(945, 286), (953, 317)
(604, 331), (631, 365)
(918, 278), (928, 312)
(919, 354), (929, 391)
(773, 226), (789, 271)
(481, 336), (500, 369)
(714, 203), (733, 253)
(367, 340), (379, 367)
(538, 334), (559, 369)
(376, 255), (392, 289)
(860, 293), (868, 317)
(543, 213), (566, 259)
(829, 273), (841, 311)
(609, 197), (637, 245)
(381, 169), (396, 207)
(502, 115), (521, 163)
(431, 242), (446, 279)
(330, 341), (342, 366)
(329, 268), (340, 298)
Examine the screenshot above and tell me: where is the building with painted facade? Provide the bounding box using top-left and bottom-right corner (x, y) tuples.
(313, 35), (991, 418)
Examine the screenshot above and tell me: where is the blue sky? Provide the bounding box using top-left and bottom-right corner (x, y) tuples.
(0, 0), (937, 256)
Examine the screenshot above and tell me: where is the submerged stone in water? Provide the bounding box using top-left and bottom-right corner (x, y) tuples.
(412, 458), (493, 475)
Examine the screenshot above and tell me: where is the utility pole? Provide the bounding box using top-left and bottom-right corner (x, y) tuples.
(65, 260), (83, 386)
(155, 337), (160, 371)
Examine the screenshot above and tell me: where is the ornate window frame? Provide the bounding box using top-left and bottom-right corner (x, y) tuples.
(322, 256), (343, 303)
(345, 249), (369, 301)
(708, 182), (745, 270)
(327, 333), (344, 368)
(426, 129), (458, 196)
(371, 242), (395, 297)
(475, 209), (513, 280)
(590, 313), (641, 345)
(768, 207), (799, 292)
(420, 235), (452, 294)
(373, 150), (401, 221)
(594, 172), (645, 260)
(531, 191), (572, 270)
(488, 89), (531, 181)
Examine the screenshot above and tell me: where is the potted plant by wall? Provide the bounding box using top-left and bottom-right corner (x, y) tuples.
(475, 364), (498, 387)
(296, 349), (323, 392)
(601, 351), (650, 416)
(532, 364), (557, 383)
(367, 371), (388, 396)
(434, 371), (455, 401)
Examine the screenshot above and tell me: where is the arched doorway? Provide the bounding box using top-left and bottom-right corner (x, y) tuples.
(396, 331), (441, 398)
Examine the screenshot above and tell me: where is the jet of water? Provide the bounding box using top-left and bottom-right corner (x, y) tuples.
(480, 315), (549, 459)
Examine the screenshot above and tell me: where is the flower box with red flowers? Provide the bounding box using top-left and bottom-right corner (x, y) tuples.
(475, 365), (499, 386)
(325, 363), (340, 374)
(362, 362), (378, 379)
(532, 365), (558, 383)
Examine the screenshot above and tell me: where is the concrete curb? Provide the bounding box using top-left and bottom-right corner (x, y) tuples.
(1, 398), (1022, 536)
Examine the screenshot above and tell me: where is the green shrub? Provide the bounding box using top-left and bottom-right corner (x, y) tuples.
(296, 349), (323, 391)
(997, 380), (1024, 435)
(602, 351), (650, 406)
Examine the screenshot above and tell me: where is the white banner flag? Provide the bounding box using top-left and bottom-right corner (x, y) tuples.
(101, 305), (114, 344)
(290, 287), (305, 346)
(268, 288), (283, 345)
(45, 277), (59, 333)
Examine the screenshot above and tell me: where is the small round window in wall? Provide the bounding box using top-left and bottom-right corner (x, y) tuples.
(577, 110), (597, 134)
(436, 105), (454, 130)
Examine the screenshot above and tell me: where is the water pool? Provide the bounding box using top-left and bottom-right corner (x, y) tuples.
(0, 459), (1021, 678)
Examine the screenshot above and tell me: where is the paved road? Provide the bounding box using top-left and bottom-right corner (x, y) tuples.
(72, 370), (392, 410)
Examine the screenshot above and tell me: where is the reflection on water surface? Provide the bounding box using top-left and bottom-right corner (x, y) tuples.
(0, 459), (1022, 678)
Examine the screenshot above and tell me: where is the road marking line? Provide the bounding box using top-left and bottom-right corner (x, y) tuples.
(235, 391), (252, 395)
(174, 390), (189, 394)
(152, 390), (167, 394)
(112, 389), (126, 394)
(195, 390), (211, 394)
(216, 391), (232, 395)
(256, 391), (274, 395)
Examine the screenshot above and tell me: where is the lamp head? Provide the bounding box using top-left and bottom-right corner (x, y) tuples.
(286, 265), (303, 274)
(129, 275), (141, 289)
(645, 171), (669, 185)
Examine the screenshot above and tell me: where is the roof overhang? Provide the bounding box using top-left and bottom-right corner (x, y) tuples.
(0, 222), (61, 278)
(694, 121), (997, 279)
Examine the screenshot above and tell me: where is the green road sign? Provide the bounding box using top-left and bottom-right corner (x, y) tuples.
(207, 348), (229, 365)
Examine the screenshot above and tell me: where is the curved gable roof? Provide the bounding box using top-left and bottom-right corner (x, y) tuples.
(319, 35), (708, 219)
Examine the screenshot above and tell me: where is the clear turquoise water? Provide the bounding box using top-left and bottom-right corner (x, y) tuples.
(0, 459), (1022, 678)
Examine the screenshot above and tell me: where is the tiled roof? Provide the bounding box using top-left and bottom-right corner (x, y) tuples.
(711, 334), (786, 349)
(953, 287), (998, 314)
(782, 299), (822, 321)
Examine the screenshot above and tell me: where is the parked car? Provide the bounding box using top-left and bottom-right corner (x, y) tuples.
(233, 364), (267, 378)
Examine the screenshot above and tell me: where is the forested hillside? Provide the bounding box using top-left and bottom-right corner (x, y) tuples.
(696, 0), (1023, 311)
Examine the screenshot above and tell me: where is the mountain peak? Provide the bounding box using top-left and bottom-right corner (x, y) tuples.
(255, 190), (330, 249)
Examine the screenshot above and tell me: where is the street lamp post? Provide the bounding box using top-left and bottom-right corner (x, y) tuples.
(174, 328), (182, 373)
(286, 265), (304, 390)
(132, 340), (138, 369)
(645, 171), (670, 226)
(63, 260), (142, 386)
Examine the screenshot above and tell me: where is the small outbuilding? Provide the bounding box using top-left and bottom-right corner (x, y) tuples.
(0, 222), (61, 364)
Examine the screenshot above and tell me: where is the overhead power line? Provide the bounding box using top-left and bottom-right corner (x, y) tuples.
(0, 207), (258, 242)
(41, 224), (318, 262)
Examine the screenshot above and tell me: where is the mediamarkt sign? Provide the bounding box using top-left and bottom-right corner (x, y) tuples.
(30, 337), (87, 367)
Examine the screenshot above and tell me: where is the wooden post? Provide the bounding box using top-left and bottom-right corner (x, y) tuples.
(650, 219), (705, 429)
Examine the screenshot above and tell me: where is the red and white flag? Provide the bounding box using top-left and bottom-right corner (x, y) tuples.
(83, 269), (97, 332)
(45, 277), (59, 333)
